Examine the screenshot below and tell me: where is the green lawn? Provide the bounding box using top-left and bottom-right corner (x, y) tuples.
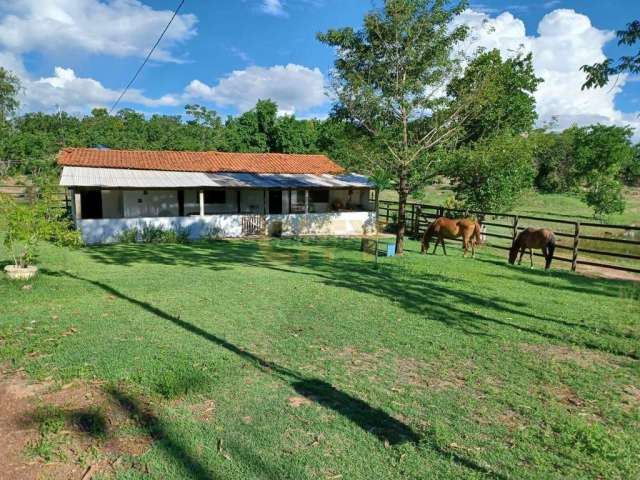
(1, 239), (639, 479)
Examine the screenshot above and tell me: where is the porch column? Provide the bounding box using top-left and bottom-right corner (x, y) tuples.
(69, 188), (77, 226)
(74, 190), (82, 220)
(199, 190), (205, 216)
(304, 189), (309, 214)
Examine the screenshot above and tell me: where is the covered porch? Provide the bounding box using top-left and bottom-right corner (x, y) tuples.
(61, 167), (376, 243)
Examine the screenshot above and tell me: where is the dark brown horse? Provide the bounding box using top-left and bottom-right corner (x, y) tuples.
(509, 227), (556, 270)
(421, 217), (482, 257)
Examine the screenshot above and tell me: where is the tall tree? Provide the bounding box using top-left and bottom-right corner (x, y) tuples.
(0, 67), (20, 123)
(447, 49), (542, 142)
(318, 0), (503, 254)
(573, 125), (634, 217)
(581, 20), (640, 89)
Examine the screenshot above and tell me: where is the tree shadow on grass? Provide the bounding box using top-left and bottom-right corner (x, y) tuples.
(81, 238), (639, 359)
(43, 269), (508, 479)
(107, 386), (216, 480)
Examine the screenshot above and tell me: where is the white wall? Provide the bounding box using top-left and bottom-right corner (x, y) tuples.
(272, 211), (376, 237)
(123, 190), (179, 218)
(240, 189), (265, 213)
(77, 211), (377, 244)
(101, 190), (123, 218)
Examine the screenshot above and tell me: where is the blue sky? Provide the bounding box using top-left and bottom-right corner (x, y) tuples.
(0, 0), (638, 135)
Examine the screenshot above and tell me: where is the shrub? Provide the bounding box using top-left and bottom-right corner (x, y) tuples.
(203, 225), (224, 240)
(119, 225), (191, 244)
(584, 176), (626, 219)
(447, 132), (535, 213)
(118, 228), (139, 244)
(0, 185), (81, 267)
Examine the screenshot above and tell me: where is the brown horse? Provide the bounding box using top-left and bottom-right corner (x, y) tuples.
(509, 227), (556, 270)
(421, 217), (482, 257)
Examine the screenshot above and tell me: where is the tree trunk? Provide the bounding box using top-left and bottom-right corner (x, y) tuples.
(395, 171), (408, 255)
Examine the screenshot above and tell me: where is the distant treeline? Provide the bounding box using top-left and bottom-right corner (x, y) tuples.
(0, 100), (364, 176)
(1, 98), (638, 218)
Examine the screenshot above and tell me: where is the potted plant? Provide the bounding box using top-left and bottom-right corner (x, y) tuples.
(1, 185), (81, 280)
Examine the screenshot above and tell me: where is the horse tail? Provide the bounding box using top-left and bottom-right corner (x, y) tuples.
(546, 233), (556, 270)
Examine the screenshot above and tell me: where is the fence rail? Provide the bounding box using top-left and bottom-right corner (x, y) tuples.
(376, 199), (640, 275)
(0, 183), (69, 213)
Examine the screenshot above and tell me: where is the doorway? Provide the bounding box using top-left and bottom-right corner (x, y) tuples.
(268, 190), (282, 214)
(80, 190), (103, 219)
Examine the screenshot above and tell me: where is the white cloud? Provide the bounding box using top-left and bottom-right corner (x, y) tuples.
(21, 67), (179, 113)
(0, 0), (195, 114)
(0, 0), (197, 62)
(260, 0), (287, 17)
(458, 8), (640, 139)
(185, 64), (326, 115)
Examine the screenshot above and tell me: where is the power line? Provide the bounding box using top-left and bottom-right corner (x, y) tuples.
(109, 0), (186, 114)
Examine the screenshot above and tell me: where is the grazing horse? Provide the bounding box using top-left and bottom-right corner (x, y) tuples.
(509, 227), (556, 270)
(421, 217), (482, 257)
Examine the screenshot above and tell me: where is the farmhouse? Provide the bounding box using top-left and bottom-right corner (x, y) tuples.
(58, 148), (375, 244)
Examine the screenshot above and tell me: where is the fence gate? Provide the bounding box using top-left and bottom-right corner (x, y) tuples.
(241, 215), (266, 236)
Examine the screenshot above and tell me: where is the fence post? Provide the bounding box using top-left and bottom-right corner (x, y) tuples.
(571, 221), (580, 271)
(414, 205), (421, 238)
(512, 215), (519, 244)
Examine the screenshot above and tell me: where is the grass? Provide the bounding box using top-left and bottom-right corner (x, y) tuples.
(1, 238), (639, 479)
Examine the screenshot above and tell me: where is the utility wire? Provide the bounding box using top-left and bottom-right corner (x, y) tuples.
(109, 0), (186, 114)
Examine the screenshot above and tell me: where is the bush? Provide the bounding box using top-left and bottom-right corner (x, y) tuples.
(447, 133), (535, 213)
(584, 176), (626, 219)
(118, 228), (139, 243)
(119, 225), (191, 244)
(203, 225), (224, 240)
(0, 185), (81, 267)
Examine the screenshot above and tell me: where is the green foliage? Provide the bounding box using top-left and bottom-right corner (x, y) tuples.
(447, 133), (535, 212)
(118, 228), (140, 244)
(0, 66), (352, 177)
(0, 185), (81, 267)
(584, 176), (626, 219)
(530, 124), (636, 217)
(622, 144), (640, 185)
(581, 20), (640, 89)
(572, 125), (634, 217)
(448, 49), (542, 142)
(119, 225), (191, 244)
(572, 125), (635, 180)
(0, 67), (20, 122)
(318, 1), (542, 253)
(33, 405), (66, 435)
(531, 127), (578, 193)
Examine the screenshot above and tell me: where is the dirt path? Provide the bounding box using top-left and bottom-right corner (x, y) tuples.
(0, 368), (152, 480)
(577, 264), (640, 282)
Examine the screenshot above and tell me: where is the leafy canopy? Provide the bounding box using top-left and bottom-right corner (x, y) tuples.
(581, 20), (640, 89)
(447, 49), (542, 142)
(446, 132), (535, 212)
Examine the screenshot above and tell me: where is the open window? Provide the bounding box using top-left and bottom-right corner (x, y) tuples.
(204, 190), (226, 204)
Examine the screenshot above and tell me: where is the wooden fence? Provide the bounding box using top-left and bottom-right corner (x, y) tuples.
(0, 184), (69, 213)
(377, 199), (640, 274)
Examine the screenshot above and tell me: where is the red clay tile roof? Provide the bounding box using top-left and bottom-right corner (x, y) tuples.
(57, 148), (345, 175)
